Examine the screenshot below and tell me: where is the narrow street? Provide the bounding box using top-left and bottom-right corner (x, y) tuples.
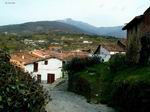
(44, 79), (115, 112)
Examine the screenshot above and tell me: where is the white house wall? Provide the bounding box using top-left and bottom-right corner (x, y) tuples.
(95, 46), (125, 62)
(99, 46), (111, 62)
(25, 58), (62, 83)
(25, 64), (34, 74)
(110, 51), (119, 55)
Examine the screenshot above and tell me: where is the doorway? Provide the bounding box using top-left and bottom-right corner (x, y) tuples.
(47, 74), (55, 84)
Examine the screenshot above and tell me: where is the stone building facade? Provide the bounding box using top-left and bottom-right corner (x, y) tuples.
(123, 7), (150, 64)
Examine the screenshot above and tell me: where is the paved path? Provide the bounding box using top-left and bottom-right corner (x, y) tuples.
(45, 79), (115, 112)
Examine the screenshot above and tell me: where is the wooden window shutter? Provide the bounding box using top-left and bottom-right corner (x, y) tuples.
(44, 60), (48, 65)
(33, 62), (38, 72)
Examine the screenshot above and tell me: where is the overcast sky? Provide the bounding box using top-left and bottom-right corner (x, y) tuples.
(0, 0), (149, 26)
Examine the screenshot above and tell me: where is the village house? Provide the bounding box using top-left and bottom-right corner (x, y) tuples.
(93, 41), (126, 62)
(83, 40), (93, 44)
(11, 51), (63, 84)
(10, 48), (90, 84)
(122, 7), (150, 63)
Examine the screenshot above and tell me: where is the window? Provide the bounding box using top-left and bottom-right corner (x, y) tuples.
(44, 60), (48, 65)
(33, 62), (38, 72)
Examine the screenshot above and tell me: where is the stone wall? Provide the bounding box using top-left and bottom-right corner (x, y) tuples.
(127, 10), (150, 64)
(127, 22), (143, 64)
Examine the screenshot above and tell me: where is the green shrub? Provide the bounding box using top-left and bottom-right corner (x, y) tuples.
(112, 81), (150, 112)
(0, 50), (48, 112)
(111, 66), (150, 112)
(86, 56), (103, 66)
(109, 54), (127, 72)
(64, 56), (102, 73)
(64, 57), (86, 73)
(64, 56), (102, 100)
(75, 77), (91, 99)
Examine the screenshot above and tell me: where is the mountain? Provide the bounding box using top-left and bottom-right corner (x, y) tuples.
(58, 18), (98, 34)
(0, 21), (87, 34)
(97, 26), (126, 38)
(59, 18), (126, 38)
(0, 19), (126, 38)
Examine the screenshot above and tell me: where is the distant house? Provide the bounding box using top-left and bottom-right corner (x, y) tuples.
(11, 52), (63, 84)
(122, 7), (150, 63)
(94, 41), (126, 62)
(83, 41), (93, 44)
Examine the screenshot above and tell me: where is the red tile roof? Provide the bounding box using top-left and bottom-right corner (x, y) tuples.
(10, 49), (89, 66)
(10, 52), (40, 67)
(102, 43), (126, 52)
(94, 42), (126, 54)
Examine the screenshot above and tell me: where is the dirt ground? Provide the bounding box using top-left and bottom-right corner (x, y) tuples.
(44, 79), (115, 112)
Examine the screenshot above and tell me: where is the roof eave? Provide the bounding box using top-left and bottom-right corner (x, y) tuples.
(122, 15), (143, 30)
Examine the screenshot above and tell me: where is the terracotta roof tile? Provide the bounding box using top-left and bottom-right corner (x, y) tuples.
(11, 49), (89, 67)
(10, 52), (40, 66)
(101, 43), (125, 52)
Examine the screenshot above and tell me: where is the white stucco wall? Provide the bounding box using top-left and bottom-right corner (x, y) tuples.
(24, 58), (62, 83)
(94, 46), (125, 62)
(93, 46), (110, 62)
(25, 64), (34, 74)
(99, 46), (111, 62)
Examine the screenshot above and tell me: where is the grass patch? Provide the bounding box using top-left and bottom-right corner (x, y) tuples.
(72, 63), (114, 103)
(114, 66), (150, 84)
(68, 61), (150, 112)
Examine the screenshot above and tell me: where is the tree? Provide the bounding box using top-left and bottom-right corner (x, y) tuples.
(0, 50), (48, 112)
(109, 54), (127, 72)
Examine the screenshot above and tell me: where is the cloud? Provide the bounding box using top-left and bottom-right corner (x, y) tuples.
(99, 4), (104, 8)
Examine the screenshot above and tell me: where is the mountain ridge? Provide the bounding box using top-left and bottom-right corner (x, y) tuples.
(0, 21), (88, 34)
(0, 19), (126, 38)
(58, 18), (126, 38)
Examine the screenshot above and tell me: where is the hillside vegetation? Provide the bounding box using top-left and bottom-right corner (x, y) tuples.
(65, 54), (150, 112)
(0, 33), (118, 53)
(0, 50), (48, 112)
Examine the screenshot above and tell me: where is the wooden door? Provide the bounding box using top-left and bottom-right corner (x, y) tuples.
(47, 74), (55, 84)
(37, 74), (41, 83)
